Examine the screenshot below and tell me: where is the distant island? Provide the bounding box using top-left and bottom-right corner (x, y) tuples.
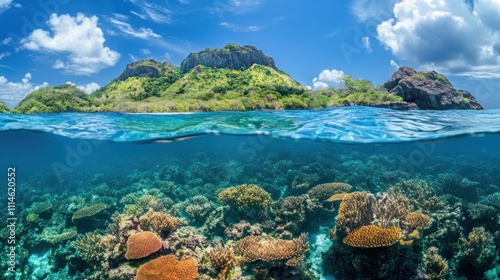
(6, 43), (483, 113)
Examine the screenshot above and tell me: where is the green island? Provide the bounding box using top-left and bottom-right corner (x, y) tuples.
(8, 43), (483, 113)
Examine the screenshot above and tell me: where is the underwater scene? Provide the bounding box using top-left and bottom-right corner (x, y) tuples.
(1, 107), (500, 280)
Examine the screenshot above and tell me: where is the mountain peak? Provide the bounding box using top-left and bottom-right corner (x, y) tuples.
(180, 43), (277, 72)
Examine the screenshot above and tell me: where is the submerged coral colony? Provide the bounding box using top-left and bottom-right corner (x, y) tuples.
(1, 144), (498, 280)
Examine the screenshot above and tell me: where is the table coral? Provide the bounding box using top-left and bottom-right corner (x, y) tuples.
(72, 203), (108, 220)
(124, 231), (162, 260)
(342, 225), (401, 248)
(234, 233), (309, 266)
(136, 255), (198, 280)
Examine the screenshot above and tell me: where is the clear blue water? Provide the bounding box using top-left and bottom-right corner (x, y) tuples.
(0, 107), (499, 279)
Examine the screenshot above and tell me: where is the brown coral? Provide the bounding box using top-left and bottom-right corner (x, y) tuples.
(75, 232), (110, 262)
(72, 203), (108, 220)
(405, 210), (431, 229)
(307, 182), (353, 201)
(206, 243), (237, 279)
(136, 255), (198, 280)
(138, 210), (186, 238)
(420, 247), (448, 280)
(343, 225), (401, 248)
(218, 184), (272, 212)
(327, 192), (348, 202)
(336, 192), (375, 232)
(124, 231), (162, 260)
(234, 233), (309, 266)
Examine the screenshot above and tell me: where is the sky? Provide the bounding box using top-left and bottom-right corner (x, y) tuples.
(1, 0), (500, 109)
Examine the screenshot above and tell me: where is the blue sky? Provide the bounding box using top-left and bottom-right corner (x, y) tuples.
(1, 0), (500, 108)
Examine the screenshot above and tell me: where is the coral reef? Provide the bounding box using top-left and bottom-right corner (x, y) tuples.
(72, 203), (108, 220)
(138, 210), (186, 238)
(40, 228), (77, 244)
(234, 233), (309, 266)
(136, 255), (198, 280)
(307, 182), (353, 202)
(124, 231), (162, 260)
(218, 184), (272, 217)
(418, 247), (449, 280)
(343, 225), (401, 248)
(75, 232), (112, 262)
(30, 201), (53, 214)
(461, 227), (496, 272)
(206, 243), (238, 279)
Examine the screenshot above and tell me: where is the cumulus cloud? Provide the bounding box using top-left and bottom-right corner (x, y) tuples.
(312, 69), (346, 89)
(0, 0), (13, 13)
(21, 13), (120, 76)
(377, 0), (500, 78)
(65, 81), (101, 94)
(108, 17), (161, 39)
(0, 73), (49, 108)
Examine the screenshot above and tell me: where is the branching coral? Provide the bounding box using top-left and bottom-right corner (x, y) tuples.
(138, 210), (186, 238)
(183, 195), (213, 225)
(136, 255), (198, 280)
(336, 192), (376, 233)
(483, 192), (500, 208)
(387, 179), (444, 212)
(273, 195), (306, 225)
(72, 203), (108, 220)
(234, 233), (309, 266)
(419, 247), (448, 280)
(75, 232), (112, 262)
(372, 192), (412, 227)
(342, 225), (401, 248)
(218, 184), (272, 214)
(405, 211), (431, 230)
(307, 182), (353, 201)
(124, 231), (162, 260)
(463, 227), (496, 269)
(206, 243), (238, 279)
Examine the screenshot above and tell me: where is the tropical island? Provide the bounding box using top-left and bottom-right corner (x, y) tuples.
(7, 43), (483, 113)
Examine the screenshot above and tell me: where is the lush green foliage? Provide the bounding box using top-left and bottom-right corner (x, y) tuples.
(13, 61), (403, 113)
(0, 101), (9, 113)
(13, 85), (96, 114)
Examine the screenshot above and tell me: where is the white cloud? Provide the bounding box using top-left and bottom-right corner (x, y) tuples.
(390, 60), (400, 70)
(109, 17), (161, 39)
(0, 73), (49, 108)
(1, 37), (12, 45)
(21, 13), (120, 76)
(312, 69), (346, 89)
(362, 36), (371, 52)
(351, 0), (399, 21)
(141, 49), (151, 55)
(211, 0), (263, 18)
(377, 0), (500, 78)
(220, 21), (262, 32)
(0, 0), (13, 13)
(0, 52), (10, 60)
(77, 82), (100, 94)
(129, 1), (173, 23)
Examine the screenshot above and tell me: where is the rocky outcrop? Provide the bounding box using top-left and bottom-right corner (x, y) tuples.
(118, 59), (178, 81)
(383, 67), (483, 110)
(180, 43), (277, 72)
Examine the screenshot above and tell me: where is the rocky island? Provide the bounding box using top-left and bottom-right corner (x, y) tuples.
(8, 43), (483, 113)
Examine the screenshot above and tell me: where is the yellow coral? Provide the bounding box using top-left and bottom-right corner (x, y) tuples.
(72, 203), (108, 220)
(327, 192), (348, 202)
(307, 182), (353, 201)
(343, 225), (401, 248)
(26, 213), (39, 223)
(138, 210), (186, 238)
(336, 192), (375, 231)
(234, 233), (309, 266)
(405, 210), (431, 229)
(206, 244), (237, 279)
(218, 184), (272, 212)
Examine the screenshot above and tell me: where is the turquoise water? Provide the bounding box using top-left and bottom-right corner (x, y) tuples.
(0, 107), (499, 279)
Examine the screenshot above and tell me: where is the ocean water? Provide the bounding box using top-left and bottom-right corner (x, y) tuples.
(0, 107), (499, 279)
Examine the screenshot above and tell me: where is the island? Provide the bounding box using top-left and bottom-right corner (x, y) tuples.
(8, 43), (483, 113)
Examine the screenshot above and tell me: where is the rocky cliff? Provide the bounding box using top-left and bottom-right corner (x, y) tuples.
(180, 43), (277, 72)
(383, 67), (483, 110)
(117, 59), (180, 81)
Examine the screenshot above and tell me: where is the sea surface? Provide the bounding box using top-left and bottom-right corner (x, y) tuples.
(0, 107), (499, 279)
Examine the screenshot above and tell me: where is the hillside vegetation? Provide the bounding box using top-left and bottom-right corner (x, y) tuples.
(16, 43), (481, 114)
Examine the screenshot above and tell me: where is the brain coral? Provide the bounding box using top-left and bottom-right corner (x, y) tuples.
(218, 184), (272, 212)
(125, 231), (162, 260)
(136, 255), (198, 280)
(307, 182), (353, 201)
(343, 225), (401, 248)
(72, 203), (108, 220)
